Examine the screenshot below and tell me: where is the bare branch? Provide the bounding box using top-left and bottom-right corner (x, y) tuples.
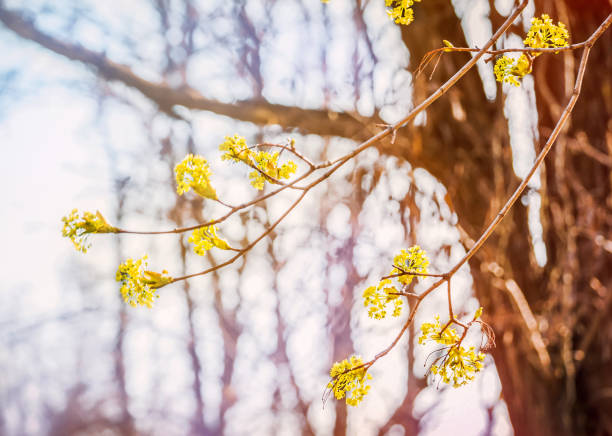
(355, 8), (611, 376)
(0, 3), (372, 137)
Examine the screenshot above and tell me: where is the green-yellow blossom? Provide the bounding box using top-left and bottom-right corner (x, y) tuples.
(188, 225), (231, 255)
(418, 309), (487, 388)
(429, 345), (485, 388)
(418, 315), (460, 345)
(116, 255), (173, 308)
(220, 135), (297, 190)
(61, 209), (118, 253)
(248, 151), (297, 190)
(327, 355), (372, 406)
(362, 246), (428, 320)
(175, 154), (217, 199)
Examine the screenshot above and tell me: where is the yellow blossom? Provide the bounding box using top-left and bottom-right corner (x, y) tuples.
(524, 14), (569, 52)
(418, 309), (488, 387)
(363, 278), (402, 319)
(494, 54), (531, 87)
(327, 356), (372, 406)
(430, 346), (485, 388)
(220, 134), (251, 164)
(188, 225), (231, 255)
(248, 151), (297, 190)
(418, 315), (460, 345)
(385, 0), (422, 26)
(61, 209), (118, 253)
(175, 154), (217, 199)
(220, 135), (297, 190)
(390, 245), (429, 285)
(494, 15), (568, 87)
(116, 256), (173, 308)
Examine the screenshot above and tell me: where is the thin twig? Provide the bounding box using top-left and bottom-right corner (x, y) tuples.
(356, 10), (611, 375)
(171, 189), (309, 283)
(118, 2), (540, 238)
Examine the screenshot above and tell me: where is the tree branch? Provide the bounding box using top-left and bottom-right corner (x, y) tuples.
(0, 3), (372, 137)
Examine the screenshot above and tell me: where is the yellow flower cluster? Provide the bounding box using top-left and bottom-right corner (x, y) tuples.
(219, 134), (250, 163)
(362, 246), (428, 320)
(327, 356), (372, 406)
(174, 154), (218, 199)
(391, 245), (429, 285)
(219, 135), (297, 190)
(418, 315), (460, 345)
(494, 54), (531, 87)
(188, 225), (230, 255)
(362, 279), (401, 319)
(523, 14), (569, 51)
(494, 14), (569, 87)
(418, 309), (486, 388)
(116, 256), (173, 308)
(430, 346), (485, 387)
(61, 209), (118, 253)
(385, 0), (422, 26)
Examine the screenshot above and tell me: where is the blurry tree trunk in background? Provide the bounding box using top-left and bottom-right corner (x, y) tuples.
(1, 0), (611, 434)
(111, 169), (137, 436)
(392, 1), (612, 435)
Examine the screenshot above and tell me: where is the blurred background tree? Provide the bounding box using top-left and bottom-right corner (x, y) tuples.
(0, 1), (610, 435)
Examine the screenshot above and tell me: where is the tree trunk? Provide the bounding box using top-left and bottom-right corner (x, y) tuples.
(395, 1), (612, 434)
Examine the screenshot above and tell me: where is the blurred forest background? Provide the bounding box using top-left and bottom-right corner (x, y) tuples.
(0, 0), (611, 435)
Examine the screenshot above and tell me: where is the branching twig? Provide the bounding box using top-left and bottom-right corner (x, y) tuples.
(351, 10), (611, 376)
(115, 2), (547, 286)
(416, 40), (595, 77)
(125, 0), (549, 292)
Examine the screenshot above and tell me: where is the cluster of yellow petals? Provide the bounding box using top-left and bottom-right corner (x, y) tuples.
(61, 209), (118, 253)
(66, 135), (300, 309)
(174, 154), (217, 199)
(429, 346), (485, 388)
(116, 256), (173, 308)
(327, 356), (372, 406)
(494, 54), (532, 87)
(385, 0), (422, 26)
(523, 14), (569, 51)
(418, 309), (486, 388)
(188, 225), (231, 255)
(220, 135), (297, 190)
(391, 245), (429, 285)
(362, 279), (402, 319)
(418, 315), (461, 346)
(362, 245), (428, 320)
(495, 14), (569, 87)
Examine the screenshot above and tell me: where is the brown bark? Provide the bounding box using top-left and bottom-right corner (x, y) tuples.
(396, 1), (612, 435)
